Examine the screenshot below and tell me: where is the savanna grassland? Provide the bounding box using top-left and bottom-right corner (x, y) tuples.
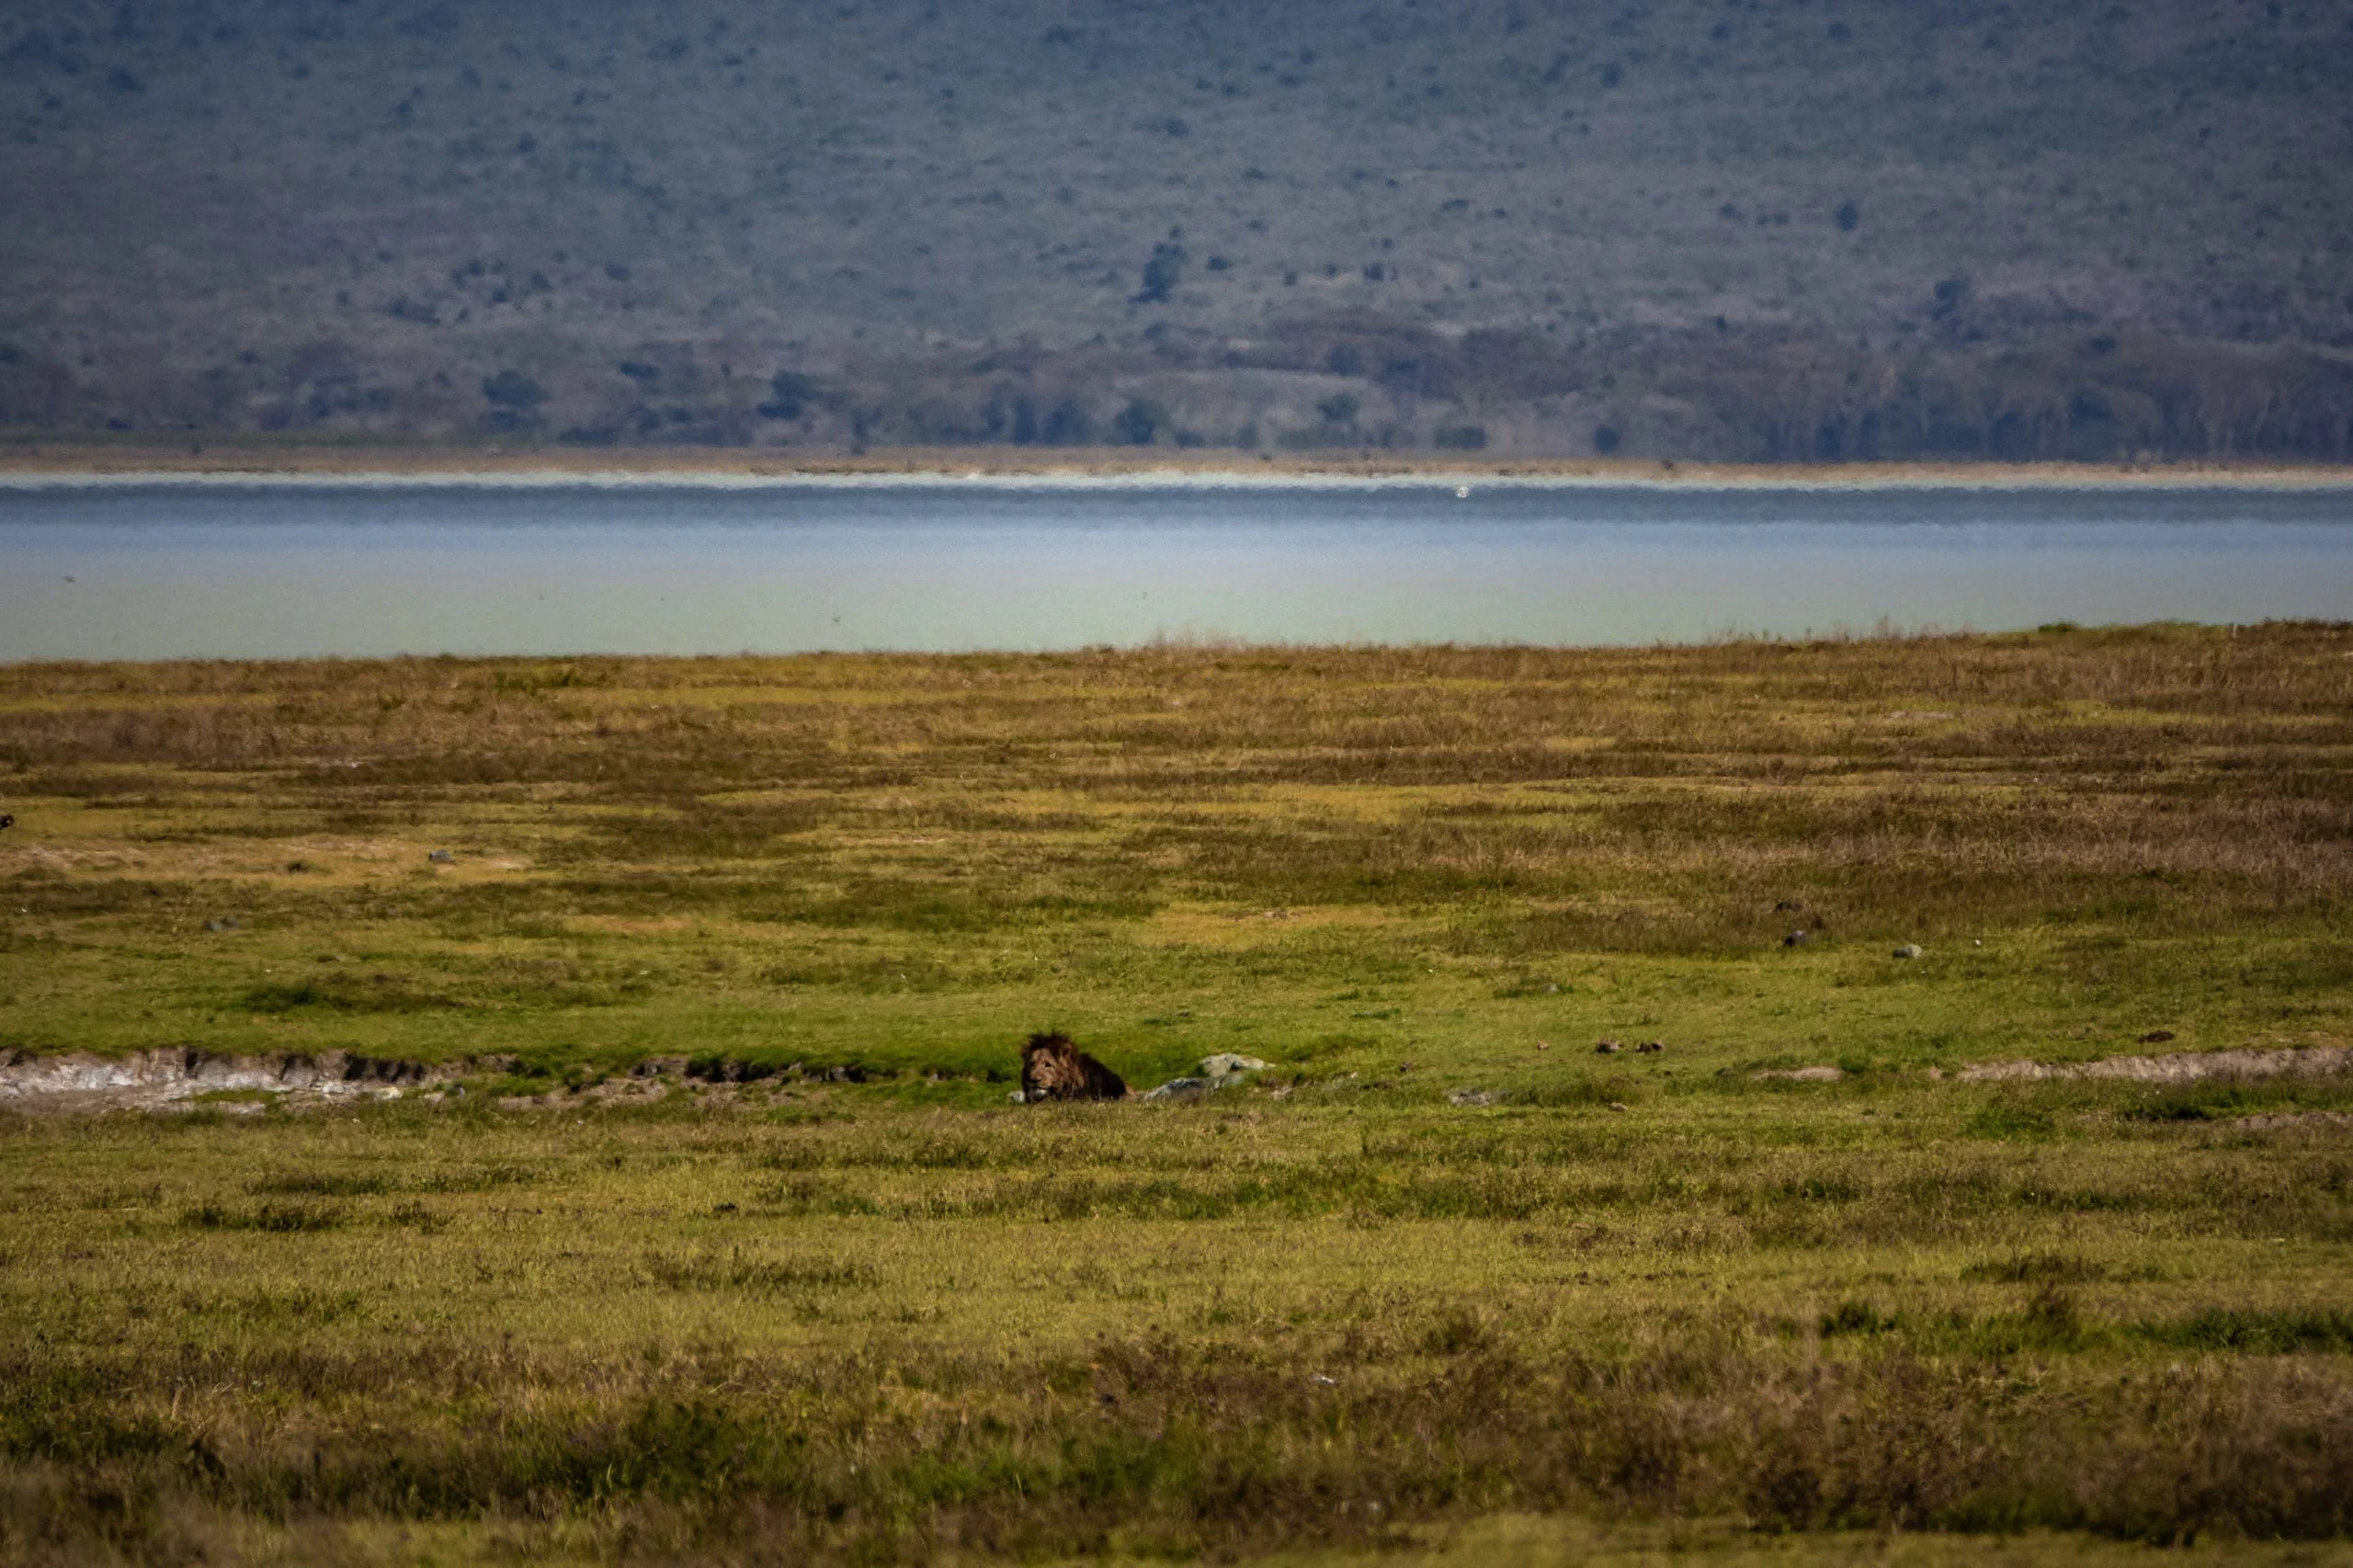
(5, 625), (2353, 1566)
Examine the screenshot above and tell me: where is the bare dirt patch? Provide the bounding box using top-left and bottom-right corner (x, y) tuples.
(2230, 1110), (2353, 1132)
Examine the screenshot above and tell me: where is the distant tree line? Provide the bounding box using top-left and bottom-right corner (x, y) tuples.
(6, 322), (2353, 463)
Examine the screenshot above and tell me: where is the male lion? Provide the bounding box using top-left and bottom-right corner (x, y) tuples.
(1019, 1031), (1131, 1102)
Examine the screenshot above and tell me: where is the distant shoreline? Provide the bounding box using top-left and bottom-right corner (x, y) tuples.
(5, 446), (2353, 491)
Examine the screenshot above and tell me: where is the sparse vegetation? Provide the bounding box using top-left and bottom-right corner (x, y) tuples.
(1133, 241), (1185, 306)
(2, 626), (2352, 1562)
(1315, 391), (1359, 426)
(1110, 397), (1165, 446)
(480, 369), (544, 410)
(757, 369), (820, 421)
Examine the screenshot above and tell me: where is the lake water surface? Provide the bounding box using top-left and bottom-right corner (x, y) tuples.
(2, 479), (2348, 660)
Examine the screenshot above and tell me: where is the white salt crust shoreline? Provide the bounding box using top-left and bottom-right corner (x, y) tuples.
(4, 465), (2353, 494)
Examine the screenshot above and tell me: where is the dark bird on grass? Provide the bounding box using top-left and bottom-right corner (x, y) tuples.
(1019, 1031), (1131, 1101)
(0, 813), (13, 832)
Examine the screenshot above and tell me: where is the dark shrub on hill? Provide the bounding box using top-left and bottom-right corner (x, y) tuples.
(1134, 243), (1186, 304)
(1113, 399), (1165, 445)
(481, 370), (544, 409)
(1040, 398), (1091, 444)
(759, 370), (820, 419)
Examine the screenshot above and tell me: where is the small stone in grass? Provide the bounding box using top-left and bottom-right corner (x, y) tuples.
(1893, 943), (1923, 960)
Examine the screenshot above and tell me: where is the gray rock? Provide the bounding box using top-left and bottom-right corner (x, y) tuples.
(1141, 1076), (1211, 1101)
(1893, 943), (1923, 960)
(1447, 1087), (1498, 1108)
(205, 917), (239, 933)
(1198, 1052), (1269, 1079)
(1782, 930), (1812, 947)
(1594, 1038), (1622, 1054)
(428, 848), (454, 864)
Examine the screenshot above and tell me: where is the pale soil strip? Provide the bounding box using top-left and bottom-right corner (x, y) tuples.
(0, 1047), (432, 1113)
(1955, 1046), (2351, 1084)
(4, 449), (2353, 492)
(1759, 1047), (2353, 1087)
(8, 1044), (2348, 1113)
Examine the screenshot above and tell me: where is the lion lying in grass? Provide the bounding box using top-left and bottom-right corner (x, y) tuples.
(1019, 1031), (1131, 1102)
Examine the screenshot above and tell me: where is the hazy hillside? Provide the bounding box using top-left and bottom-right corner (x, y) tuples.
(4, 0), (2352, 459)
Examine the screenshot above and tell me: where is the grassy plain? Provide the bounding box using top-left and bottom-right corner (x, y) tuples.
(4, 626), (2353, 1565)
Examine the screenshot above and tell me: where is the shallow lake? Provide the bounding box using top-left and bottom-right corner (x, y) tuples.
(2, 479), (2348, 660)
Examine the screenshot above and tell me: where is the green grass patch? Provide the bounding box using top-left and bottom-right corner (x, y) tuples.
(3, 631), (2352, 1562)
